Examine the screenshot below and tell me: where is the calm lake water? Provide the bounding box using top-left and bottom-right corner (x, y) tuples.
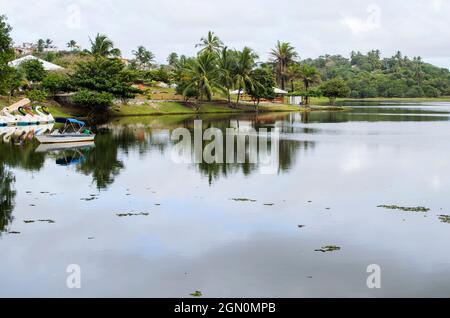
(1, 102), (450, 298)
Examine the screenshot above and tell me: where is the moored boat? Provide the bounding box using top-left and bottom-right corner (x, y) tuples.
(36, 118), (95, 144)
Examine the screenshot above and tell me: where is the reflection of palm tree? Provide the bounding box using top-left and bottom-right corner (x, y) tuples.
(0, 164), (15, 234)
(77, 130), (124, 190)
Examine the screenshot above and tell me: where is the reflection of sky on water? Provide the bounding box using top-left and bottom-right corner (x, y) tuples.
(1, 103), (450, 297)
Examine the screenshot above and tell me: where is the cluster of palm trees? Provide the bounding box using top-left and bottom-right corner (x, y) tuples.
(175, 31), (275, 107)
(174, 32), (322, 106)
(63, 32), (322, 106)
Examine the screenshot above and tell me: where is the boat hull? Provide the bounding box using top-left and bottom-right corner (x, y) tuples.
(36, 134), (96, 144)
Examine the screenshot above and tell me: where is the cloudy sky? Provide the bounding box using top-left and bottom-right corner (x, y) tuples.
(1, 0), (450, 68)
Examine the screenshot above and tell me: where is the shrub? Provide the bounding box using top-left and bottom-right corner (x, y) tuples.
(42, 72), (71, 95)
(71, 89), (113, 110)
(19, 59), (46, 82)
(26, 89), (48, 102)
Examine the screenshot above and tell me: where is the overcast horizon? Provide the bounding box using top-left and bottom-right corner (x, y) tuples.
(1, 0), (450, 69)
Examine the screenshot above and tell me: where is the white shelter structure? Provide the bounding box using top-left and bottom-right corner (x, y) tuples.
(9, 55), (64, 71)
(230, 88), (288, 95)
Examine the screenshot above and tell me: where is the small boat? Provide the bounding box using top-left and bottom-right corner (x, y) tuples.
(36, 118), (95, 144)
(35, 106), (55, 123)
(0, 99), (55, 126)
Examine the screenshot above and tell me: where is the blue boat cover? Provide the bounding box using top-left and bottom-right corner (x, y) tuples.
(55, 117), (85, 126)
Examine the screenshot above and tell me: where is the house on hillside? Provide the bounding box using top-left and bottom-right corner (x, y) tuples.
(9, 55), (65, 71)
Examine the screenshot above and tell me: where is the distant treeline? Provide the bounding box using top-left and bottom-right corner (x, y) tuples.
(302, 50), (450, 98)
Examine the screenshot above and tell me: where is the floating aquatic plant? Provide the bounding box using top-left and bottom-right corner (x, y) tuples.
(438, 215), (450, 224)
(116, 212), (149, 217)
(315, 245), (341, 253)
(377, 205), (430, 213)
(190, 291), (203, 297)
(231, 198), (257, 202)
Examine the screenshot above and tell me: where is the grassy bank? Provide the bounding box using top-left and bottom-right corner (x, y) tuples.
(110, 101), (347, 117)
(6, 95), (448, 120)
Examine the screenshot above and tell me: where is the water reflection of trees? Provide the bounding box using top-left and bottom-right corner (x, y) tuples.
(0, 141), (46, 171)
(0, 164), (15, 234)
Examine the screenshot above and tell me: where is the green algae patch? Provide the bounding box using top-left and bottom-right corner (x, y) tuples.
(190, 291), (203, 297)
(315, 245), (341, 253)
(116, 212), (150, 217)
(377, 205), (430, 213)
(231, 198), (257, 202)
(438, 215), (450, 224)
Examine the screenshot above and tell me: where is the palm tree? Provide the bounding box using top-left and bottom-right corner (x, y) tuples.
(297, 64), (321, 105)
(233, 47), (258, 106)
(218, 47), (236, 104)
(36, 39), (45, 53)
(167, 52), (179, 67)
(88, 33), (121, 58)
(67, 40), (78, 50)
(45, 38), (53, 48)
(196, 31), (223, 55)
(132, 46), (155, 69)
(270, 41), (298, 90)
(183, 52), (220, 105)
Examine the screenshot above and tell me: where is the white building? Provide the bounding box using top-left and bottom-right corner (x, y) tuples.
(9, 55), (65, 71)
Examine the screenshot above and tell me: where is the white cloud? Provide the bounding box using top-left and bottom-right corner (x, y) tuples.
(341, 4), (382, 34)
(1, 0), (449, 68)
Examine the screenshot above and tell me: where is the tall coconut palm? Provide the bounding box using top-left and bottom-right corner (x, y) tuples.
(88, 33), (121, 58)
(196, 31), (223, 55)
(218, 47), (237, 104)
(183, 52), (220, 104)
(132, 46), (155, 69)
(234, 47), (258, 106)
(270, 41), (298, 90)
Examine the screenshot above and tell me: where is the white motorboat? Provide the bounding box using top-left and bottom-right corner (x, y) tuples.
(36, 118), (95, 144)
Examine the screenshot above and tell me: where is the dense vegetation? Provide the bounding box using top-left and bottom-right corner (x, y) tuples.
(1, 11), (449, 110)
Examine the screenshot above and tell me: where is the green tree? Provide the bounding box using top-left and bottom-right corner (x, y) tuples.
(270, 41), (298, 90)
(42, 72), (70, 95)
(181, 52), (219, 106)
(217, 47), (237, 104)
(45, 38), (53, 48)
(196, 31), (223, 55)
(132, 46), (155, 70)
(321, 77), (350, 104)
(247, 67), (276, 109)
(67, 40), (78, 50)
(37, 39), (45, 53)
(26, 88), (48, 102)
(0, 15), (16, 97)
(19, 59), (46, 82)
(88, 34), (121, 58)
(71, 57), (140, 104)
(72, 89), (114, 110)
(297, 64), (321, 105)
(167, 52), (179, 67)
(233, 47), (258, 106)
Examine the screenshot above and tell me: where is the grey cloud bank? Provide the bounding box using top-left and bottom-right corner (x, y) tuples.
(1, 0), (450, 68)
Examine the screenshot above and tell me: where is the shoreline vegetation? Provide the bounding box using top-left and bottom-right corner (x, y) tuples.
(2, 96), (450, 119)
(1, 14), (450, 120)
